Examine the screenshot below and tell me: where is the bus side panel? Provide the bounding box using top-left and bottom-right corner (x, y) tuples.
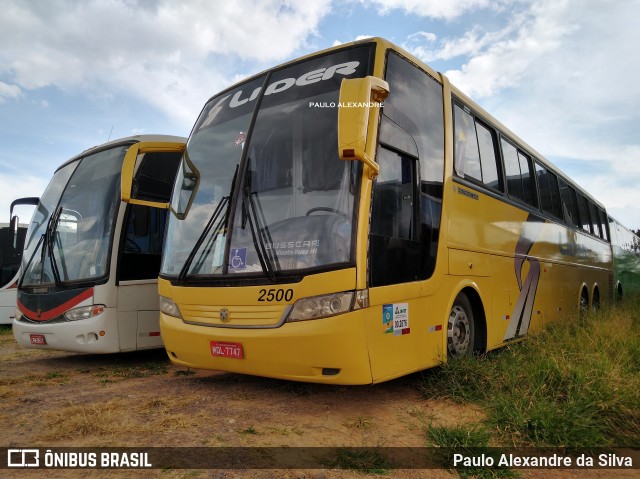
(610, 220), (640, 298)
(446, 183), (612, 353)
(137, 310), (163, 349)
(0, 289), (17, 325)
(366, 284), (445, 383)
(117, 280), (162, 351)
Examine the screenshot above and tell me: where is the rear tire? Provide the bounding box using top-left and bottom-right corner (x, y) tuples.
(617, 284), (623, 303)
(447, 293), (475, 358)
(579, 287), (589, 318)
(592, 287), (600, 312)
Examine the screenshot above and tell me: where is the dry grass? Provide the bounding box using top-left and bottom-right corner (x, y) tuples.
(344, 415), (374, 430)
(38, 398), (140, 441)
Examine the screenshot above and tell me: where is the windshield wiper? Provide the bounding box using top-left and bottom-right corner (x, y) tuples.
(44, 205), (64, 287)
(178, 196), (230, 281)
(241, 170), (280, 281)
(178, 165), (240, 281)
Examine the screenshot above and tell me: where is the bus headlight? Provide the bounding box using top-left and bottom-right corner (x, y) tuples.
(286, 290), (368, 322)
(160, 296), (182, 319)
(64, 304), (105, 321)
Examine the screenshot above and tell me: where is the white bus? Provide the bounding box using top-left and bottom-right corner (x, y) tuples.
(0, 222), (29, 324)
(13, 135), (186, 352)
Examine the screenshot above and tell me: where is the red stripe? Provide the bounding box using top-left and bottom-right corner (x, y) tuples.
(149, 332), (161, 337)
(17, 288), (94, 321)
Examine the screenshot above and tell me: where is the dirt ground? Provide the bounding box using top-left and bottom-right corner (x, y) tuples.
(0, 325), (637, 479)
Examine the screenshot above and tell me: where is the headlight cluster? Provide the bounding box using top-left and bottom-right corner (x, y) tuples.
(160, 296), (183, 319)
(64, 304), (105, 321)
(286, 289), (368, 322)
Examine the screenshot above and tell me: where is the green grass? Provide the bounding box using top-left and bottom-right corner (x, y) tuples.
(427, 424), (517, 478)
(420, 294), (640, 448)
(330, 449), (390, 474)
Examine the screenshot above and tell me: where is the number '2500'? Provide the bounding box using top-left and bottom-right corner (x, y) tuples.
(258, 289), (294, 302)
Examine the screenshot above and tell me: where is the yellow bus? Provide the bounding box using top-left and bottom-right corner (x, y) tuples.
(123, 37), (613, 384)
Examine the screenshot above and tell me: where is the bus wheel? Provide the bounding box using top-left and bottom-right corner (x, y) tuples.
(617, 284), (623, 303)
(592, 287), (600, 312)
(579, 287), (589, 317)
(447, 293), (475, 358)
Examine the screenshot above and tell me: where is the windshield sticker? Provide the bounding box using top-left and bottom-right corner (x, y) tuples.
(265, 239), (319, 257)
(383, 303), (410, 336)
(234, 131), (246, 148)
(197, 61), (363, 127)
(229, 61), (360, 110)
(229, 247), (247, 271)
(211, 235), (226, 272)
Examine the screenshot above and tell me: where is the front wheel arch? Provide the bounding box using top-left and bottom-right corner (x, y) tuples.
(447, 287), (486, 358)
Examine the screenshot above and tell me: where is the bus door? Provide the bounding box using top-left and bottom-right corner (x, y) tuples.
(338, 61), (446, 381)
(366, 143), (436, 381)
(118, 141), (185, 349)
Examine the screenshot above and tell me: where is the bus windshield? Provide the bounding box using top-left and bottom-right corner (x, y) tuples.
(21, 146), (125, 287)
(161, 44), (374, 280)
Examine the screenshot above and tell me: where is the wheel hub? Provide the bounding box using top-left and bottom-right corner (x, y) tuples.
(448, 305), (470, 356)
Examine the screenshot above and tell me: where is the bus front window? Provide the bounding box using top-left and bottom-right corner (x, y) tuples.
(21, 147), (124, 286)
(161, 44), (374, 280)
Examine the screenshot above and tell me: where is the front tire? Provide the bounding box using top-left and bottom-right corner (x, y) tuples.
(447, 293), (475, 358)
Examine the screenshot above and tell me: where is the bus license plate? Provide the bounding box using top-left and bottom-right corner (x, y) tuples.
(210, 341), (243, 359)
(30, 334), (47, 345)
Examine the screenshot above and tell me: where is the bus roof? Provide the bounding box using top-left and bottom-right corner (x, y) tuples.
(197, 37), (605, 210)
(54, 134), (187, 173)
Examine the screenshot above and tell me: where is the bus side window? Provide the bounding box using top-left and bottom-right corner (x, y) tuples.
(589, 201), (603, 238)
(535, 163), (562, 219)
(453, 104), (503, 193)
(576, 192), (593, 234)
(598, 208), (609, 242)
(518, 151), (536, 207)
(559, 180), (580, 228)
(453, 105), (481, 181)
(371, 148), (415, 240)
(476, 122), (501, 191)
(502, 139), (524, 201)
(369, 147), (421, 286)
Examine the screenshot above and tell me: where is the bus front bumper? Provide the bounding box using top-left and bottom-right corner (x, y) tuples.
(12, 308), (121, 353)
(160, 310), (373, 385)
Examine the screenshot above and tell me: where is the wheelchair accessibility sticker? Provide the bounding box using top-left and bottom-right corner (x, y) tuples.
(229, 247), (247, 271)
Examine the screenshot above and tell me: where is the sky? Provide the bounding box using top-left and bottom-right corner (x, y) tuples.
(1, 0), (639, 231)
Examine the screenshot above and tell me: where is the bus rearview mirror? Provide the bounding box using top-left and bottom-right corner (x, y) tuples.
(10, 215), (19, 249)
(9, 196), (39, 248)
(337, 76), (389, 178)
